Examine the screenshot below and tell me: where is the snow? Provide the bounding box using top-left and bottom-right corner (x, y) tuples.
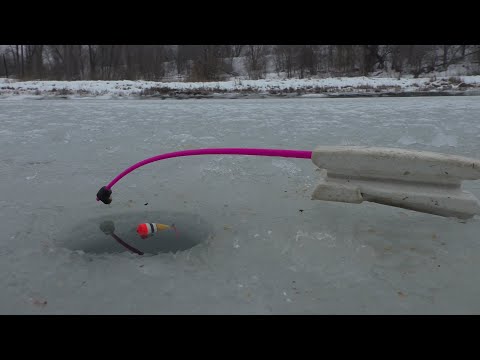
(1, 75), (480, 99)
(1, 97), (480, 314)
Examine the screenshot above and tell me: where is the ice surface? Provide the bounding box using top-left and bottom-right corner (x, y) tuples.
(1, 97), (480, 314)
(431, 133), (458, 147)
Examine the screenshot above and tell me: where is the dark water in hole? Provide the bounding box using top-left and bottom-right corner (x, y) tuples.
(60, 210), (213, 255)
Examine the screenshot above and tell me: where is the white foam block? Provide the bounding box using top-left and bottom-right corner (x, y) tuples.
(311, 146), (480, 219)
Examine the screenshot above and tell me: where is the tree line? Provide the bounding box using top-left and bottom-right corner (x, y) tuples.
(1, 45), (479, 81)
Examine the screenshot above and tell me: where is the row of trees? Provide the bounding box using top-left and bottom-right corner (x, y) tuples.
(1, 45), (479, 81)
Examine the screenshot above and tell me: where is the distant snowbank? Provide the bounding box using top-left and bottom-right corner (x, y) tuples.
(1, 75), (480, 99)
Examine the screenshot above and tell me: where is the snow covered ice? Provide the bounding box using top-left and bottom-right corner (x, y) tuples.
(1, 96), (480, 314)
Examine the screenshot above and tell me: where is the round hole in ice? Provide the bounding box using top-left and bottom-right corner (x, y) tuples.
(61, 210), (213, 255)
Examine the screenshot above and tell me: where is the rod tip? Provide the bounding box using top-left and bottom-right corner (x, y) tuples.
(96, 186), (112, 204)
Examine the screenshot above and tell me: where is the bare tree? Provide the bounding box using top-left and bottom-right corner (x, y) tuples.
(138, 45), (166, 80)
(443, 45), (468, 70)
(190, 45), (223, 81)
(4, 43), (477, 81)
(442, 45), (450, 70)
(407, 45), (430, 78)
(360, 45), (380, 75)
(327, 45), (334, 72)
(219, 45), (244, 76)
(245, 45), (267, 80)
(334, 45), (357, 75)
(14, 45), (20, 76)
(43, 45), (62, 79)
(20, 45), (24, 78)
(390, 45), (410, 77)
(174, 45), (198, 77)
(231, 45), (244, 58)
(423, 45), (439, 73)
(2, 54), (8, 78)
(98, 45), (121, 80)
(63, 45), (71, 80)
(274, 45), (297, 78)
(35, 45), (44, 79)
(88, 45), (98, 80)
(22, 45), (45, 79)
(123, 45), (135, 80)
(300, 45), (319, 77)
(78, 45), (85, 79)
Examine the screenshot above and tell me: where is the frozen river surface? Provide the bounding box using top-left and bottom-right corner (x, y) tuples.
(1, 97), (480, 314)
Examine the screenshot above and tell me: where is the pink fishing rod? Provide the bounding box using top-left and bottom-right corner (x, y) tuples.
(96, 148), (313, 204)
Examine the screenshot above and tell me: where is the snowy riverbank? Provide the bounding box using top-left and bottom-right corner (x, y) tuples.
(2, 75), (480, 100)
